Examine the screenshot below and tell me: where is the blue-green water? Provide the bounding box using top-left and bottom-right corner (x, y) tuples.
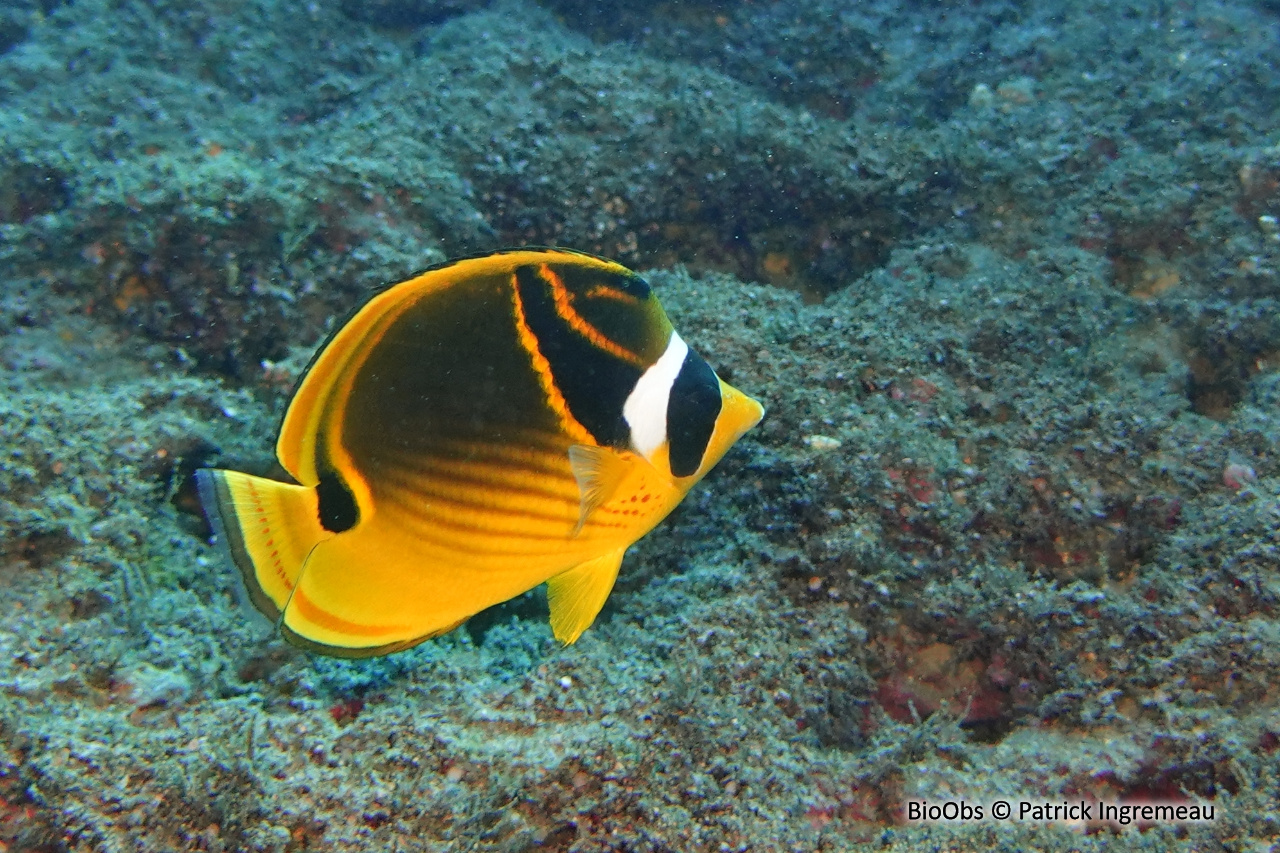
(1, 1), (1278, 850)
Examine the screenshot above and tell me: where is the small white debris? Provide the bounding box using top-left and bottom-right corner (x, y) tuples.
(969, 82), (995, 109)
(803, 435), (842, 452)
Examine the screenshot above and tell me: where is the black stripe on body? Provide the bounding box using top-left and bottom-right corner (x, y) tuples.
(376, 494), (628, 557)
(374, 466), (575, 525)
(377, 462), (574, 505)
(667, 351), (722, 478)
(376, 444), (576, 493)
(514, 266), (641, 449)
(334, 268), (567, 495)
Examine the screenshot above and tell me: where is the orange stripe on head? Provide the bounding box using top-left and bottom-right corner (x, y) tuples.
(510, 273), (597, 446)
(584, 283), (641, 303)
(539, 264), (645, 368)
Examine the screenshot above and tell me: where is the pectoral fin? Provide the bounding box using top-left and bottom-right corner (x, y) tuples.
(546, 547), (626, 644)
(567, 444), (632, 535)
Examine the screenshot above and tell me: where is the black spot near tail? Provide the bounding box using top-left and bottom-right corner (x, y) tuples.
(317, 473), (358, 532)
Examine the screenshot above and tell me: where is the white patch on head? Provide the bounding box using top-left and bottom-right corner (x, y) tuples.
(623, 332), (688, 462)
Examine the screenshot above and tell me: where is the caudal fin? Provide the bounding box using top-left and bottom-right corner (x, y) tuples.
(195, 469), (327, 623)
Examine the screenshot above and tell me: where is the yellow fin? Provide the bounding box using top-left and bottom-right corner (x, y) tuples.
(196, 469), (327, 623)
(275, 527), (471, 659)
(546, 548), (626, 644)
(567, 444), (632, 534)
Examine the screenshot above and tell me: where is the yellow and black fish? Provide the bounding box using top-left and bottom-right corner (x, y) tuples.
(197, 248), (763, 657)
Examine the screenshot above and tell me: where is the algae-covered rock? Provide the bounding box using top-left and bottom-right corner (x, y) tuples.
(340, 0), (489, 27)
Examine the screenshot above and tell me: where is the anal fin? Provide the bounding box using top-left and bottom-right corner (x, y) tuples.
(546, 547), (626, 644)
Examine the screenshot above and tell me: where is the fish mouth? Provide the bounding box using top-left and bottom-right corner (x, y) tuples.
(696, 379), (764, 476)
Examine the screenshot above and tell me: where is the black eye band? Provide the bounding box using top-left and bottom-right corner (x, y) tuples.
(666, 351), (721, 478)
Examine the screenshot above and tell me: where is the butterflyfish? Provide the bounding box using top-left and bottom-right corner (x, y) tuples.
(197, 248), (764, 657)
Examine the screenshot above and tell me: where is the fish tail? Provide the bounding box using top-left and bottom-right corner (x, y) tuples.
(195, 468), (326, 623)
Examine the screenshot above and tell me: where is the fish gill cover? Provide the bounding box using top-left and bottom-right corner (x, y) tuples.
(0, 0), (1279, 850)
